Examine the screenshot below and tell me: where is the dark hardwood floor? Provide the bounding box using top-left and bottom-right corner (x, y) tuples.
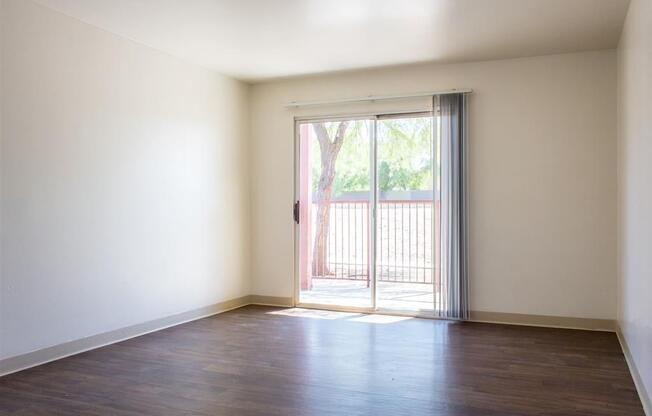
(0, 305), (644, 415)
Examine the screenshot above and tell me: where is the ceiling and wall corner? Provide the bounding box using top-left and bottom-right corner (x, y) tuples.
(31, 0), (630, 81)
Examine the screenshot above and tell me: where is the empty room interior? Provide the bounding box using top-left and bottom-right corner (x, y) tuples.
(0, 0), (651, 414)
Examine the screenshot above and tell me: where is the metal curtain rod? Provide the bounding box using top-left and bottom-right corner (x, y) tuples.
(285, 88), (472, 108)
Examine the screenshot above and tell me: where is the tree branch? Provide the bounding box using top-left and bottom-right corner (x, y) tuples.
(332, 121), (349, 147)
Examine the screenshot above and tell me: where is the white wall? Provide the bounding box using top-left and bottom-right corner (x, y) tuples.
(250, 50), (617, 320)
(0, 0), (4, 355)
(617, 0), (652, 408)
(0, 0), (250, 359)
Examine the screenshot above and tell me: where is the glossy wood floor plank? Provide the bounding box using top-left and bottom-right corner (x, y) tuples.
(0, 306), (644, 415)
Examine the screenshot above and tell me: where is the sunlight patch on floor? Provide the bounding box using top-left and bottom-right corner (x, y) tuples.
(348, 314), (413, 324)
(267, 308), (360, 320)
(266, 308), (414, 324)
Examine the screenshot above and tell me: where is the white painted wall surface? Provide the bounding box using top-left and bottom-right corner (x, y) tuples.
(249, 50), (617, 320)
(0, 0), (4, 355)
(617, 0), (652, 407)
(0, 0), (250, 359)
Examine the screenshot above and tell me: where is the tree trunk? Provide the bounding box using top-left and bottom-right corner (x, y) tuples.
(312, 188), (333, 276)
(311, 122), (349, 276)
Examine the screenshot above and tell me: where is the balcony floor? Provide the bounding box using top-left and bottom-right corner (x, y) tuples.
(299, 279), (436, 311)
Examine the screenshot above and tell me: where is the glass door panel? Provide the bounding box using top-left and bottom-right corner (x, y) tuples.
(375, 115), (436, 311)
(297, 119), (374, 308)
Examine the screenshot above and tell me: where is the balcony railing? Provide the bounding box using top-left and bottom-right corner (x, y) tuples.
(311, 197), (440, 285)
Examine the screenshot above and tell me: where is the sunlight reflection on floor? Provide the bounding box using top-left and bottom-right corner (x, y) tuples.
(266, 308), (413, 324)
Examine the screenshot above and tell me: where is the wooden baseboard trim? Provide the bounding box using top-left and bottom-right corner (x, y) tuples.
(616, 325), (651, 416)
(0, 295), (251, 377)
(248, 295), (294, 307)
(470, 310), (616, 331)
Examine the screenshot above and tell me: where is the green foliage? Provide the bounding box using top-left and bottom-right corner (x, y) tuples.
(310, 117), (433, 196)
(377, 118), (433, 191)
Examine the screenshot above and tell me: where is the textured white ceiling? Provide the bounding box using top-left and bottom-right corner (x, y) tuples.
(34, 0), (630, 81)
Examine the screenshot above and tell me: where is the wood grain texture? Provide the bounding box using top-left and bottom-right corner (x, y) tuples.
(0, 306), (644, 415)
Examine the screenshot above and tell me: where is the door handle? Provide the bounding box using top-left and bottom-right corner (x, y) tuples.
(293, 201), (300, 224)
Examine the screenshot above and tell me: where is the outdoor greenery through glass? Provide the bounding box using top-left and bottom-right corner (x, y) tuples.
(310, 117), (433, 197)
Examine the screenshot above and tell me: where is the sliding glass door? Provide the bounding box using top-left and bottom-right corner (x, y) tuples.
(296, 113), (440, 313)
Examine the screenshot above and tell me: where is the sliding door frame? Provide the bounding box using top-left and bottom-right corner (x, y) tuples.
(293, 114), (377, 314)
(293, 109), (438, 318)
